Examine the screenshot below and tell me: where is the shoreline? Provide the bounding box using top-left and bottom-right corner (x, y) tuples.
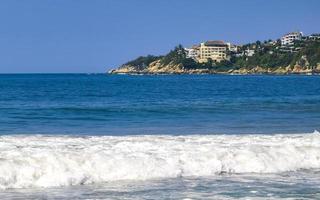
(108, 71), (320, 76)
(109, 62), (320, 76)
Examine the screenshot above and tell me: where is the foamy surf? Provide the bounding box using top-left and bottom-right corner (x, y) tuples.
(0, 131), (319, 189)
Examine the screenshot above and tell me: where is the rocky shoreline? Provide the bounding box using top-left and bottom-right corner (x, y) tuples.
(109, 62), (320, 75)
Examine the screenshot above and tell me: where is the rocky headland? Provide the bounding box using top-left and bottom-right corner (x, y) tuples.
(109, 39), (320, 75)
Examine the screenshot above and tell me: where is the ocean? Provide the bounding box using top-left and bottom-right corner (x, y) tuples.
(0, 74), (320, 199)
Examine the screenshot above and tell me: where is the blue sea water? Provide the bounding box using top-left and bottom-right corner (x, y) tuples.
(1, 74), (320, 135)
(0, 74), (320, 199)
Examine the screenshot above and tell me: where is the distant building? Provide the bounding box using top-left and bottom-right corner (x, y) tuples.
(267, 40), (277, 46)
(235, 48), (255, 57)
(308, 34), (320, 40)
(279, 46), (299, 53)
(184, 45), (200, 60)
(228, 44), (239, 53)
(281, 32), (303, 46)
(245, 49), (255, 57)
(198, 40), (229, 63)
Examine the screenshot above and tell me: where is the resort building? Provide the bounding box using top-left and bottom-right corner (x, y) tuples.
(281, 32), (303, 46)
(228, 44), (239, 53)
(234, 48), (255, 57)
(198, 40), (230, 63)
(244, 49), (255, 57)
(185, 45), (200, 60)
(308, 34), (320, 41)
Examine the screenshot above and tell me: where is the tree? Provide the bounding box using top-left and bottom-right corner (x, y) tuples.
(256, 40), (261, 47)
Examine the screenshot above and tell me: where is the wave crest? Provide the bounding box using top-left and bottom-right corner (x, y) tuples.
(0, 132), (319, 189)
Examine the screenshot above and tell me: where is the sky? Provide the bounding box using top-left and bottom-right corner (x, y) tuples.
(0, 0), (319, 73)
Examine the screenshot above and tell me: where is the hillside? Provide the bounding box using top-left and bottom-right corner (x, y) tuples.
(109, 40), (320, 75)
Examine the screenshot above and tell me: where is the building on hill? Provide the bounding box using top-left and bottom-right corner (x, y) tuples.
(281, 32), (303, 46)
(184, 45), (200, 60)
(228, 44), (239, 53)
(308, 34), (320, 41)
(234, 48), (255, 57)
(244, 49), (255, 57)
(198, 40), (230, 63)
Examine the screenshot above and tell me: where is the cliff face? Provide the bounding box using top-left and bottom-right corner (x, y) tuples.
(108, 60), (181, 74)
(109, 60), (212, 74)
(109, 56), (320, 75)
(230, 56), (320, 74)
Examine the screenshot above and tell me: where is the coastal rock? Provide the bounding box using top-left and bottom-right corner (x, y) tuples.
(111, 60), (212, 74)
(110, 64), (318, 75)
(108, 65), (141, 74)
(109, 54), (318, 75)
(273, 67), (288, 74)
(148, 61), (185, 74)
(230, 68), (249, 74)
(250, 66), (268, 74)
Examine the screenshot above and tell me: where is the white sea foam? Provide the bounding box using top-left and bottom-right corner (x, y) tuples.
(0, 131), (319, 189)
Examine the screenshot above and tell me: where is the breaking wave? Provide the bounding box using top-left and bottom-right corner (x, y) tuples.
(0, 131), (319, 189)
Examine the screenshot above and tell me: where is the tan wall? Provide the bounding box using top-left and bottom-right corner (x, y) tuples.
(199, 44), (227, 62)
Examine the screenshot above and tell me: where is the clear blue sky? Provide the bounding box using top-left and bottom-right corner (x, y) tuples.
(0, 0), (319, 73)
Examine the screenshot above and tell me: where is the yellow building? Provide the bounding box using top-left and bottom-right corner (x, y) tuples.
(198, 40), (230, 63)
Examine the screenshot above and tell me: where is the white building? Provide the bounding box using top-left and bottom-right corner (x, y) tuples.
(308, 34), (320, 40)
(184, 45), (200, 60)
(245, 49), (255, 57)
(281, 32), (303, 46)
(228, 44), (238, 53)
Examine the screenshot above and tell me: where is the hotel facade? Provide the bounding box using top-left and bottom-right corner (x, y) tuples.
(281, 32), (303, 46)
(198, 40), (230, 63)
(185, 40), (231, 63)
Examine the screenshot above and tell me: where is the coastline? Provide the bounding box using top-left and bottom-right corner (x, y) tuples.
(108, 66), (320, 75)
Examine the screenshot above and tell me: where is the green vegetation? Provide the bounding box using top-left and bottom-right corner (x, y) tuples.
(234, 51), (296, 69)
(233, 40), (320, 69)
(159, 45), (199, 69)
(295, 40), (320, 67)
(123, 45), (200, 69)
(124, 55), (162, 70)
